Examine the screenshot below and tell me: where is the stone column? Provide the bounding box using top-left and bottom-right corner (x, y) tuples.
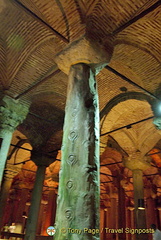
(42, 189), (57, 235)
(146, 198), (157, 228)
(100, 207), (105, 240)
(55, 63), (100, 240)
(127, 207), (135, 240)
(132, 169), (146, 230)
(0, 95), (29, 187)
(54, 36), (111, 240)
(24, 153), (53, 240)
(0, 164), (19, 231)
(125, 152), (150, 240)
(117, 176), (126, 240)
(37, 202), (46, 235)
(15, 188), (30, 232)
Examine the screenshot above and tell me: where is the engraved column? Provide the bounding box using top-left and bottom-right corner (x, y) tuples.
(54, 36), (111, 240)
(55, 63), (100, 240)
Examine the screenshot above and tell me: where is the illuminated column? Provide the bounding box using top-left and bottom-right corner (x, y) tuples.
(0, 95), (28, 187)
(0, 164), (19, 230)
(37, 202), (46, 235)
(100, 207), (105, 240)
(42, 189), (57, 235)
(111, 198), (117, 239)
(146, 198), (157, 228)
(54, 37), (111, 240)
(24, 153), (53, 240)
(132, 169), (146, 229)
(15, 188), (30, 232)
(127, 207), (135, 240)
(105, 208), (113, 240)
(125, 152), (150, 240)
(118, 176), (126, 240)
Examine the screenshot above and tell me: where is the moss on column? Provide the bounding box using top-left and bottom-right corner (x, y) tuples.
(54, 63), (100, 240)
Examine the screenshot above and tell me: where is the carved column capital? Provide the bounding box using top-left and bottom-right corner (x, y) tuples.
(0, 95), (29, 134)
(125, 151), (150, 171)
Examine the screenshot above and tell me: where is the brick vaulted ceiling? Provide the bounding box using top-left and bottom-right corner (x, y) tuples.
(0, 0), (161, 204)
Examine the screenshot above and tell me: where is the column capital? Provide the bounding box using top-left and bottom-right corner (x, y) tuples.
(125, 151), (150, 171)
(54, 36), (112, 75)
(0, 95), (29, 134)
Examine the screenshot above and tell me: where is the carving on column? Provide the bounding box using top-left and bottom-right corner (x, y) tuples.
(0, 95), (29, 133)
(67, 154), (77, 165)
(66, 179), (75, 190)
(54, 63), (100, 240)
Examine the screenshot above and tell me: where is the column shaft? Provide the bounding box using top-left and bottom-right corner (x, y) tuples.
(118, 177), (126, 240)
(54, 63), (100, 240)
(42, 190), (57, 235)
(0, 133), (12, 185)
(24, 165), (46, 240)
(0, 177), (12, 230)
(100, 208), (105, 240)
(0, 95), (29, 188)
(15, 189), (29, 227)
(132, 169), (147, 240)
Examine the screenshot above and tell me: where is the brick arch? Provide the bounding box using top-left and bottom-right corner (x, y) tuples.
(113, 40), (160, 64)
(100, 91), (153, 120)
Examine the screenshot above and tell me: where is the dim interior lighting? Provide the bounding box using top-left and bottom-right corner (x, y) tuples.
(138, 199), (145, 210)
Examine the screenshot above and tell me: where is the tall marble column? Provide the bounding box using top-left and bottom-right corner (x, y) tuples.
(118, 176), (126, 240)
(125, 152), (150, 240)
(42, 189), (57, 235)
(24, 153), (53, 240)
(15, 188), (30, 231)
(0, 95), (29, 187)
(132, 169), (146, 230)
(55, 63), (100, 240)
(100, 207), (105, 240)
(54, 37), (111, 240)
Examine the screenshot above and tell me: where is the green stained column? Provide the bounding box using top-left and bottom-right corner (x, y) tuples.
(0, 95), (29, 188)
(54, 63), (100, 240)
